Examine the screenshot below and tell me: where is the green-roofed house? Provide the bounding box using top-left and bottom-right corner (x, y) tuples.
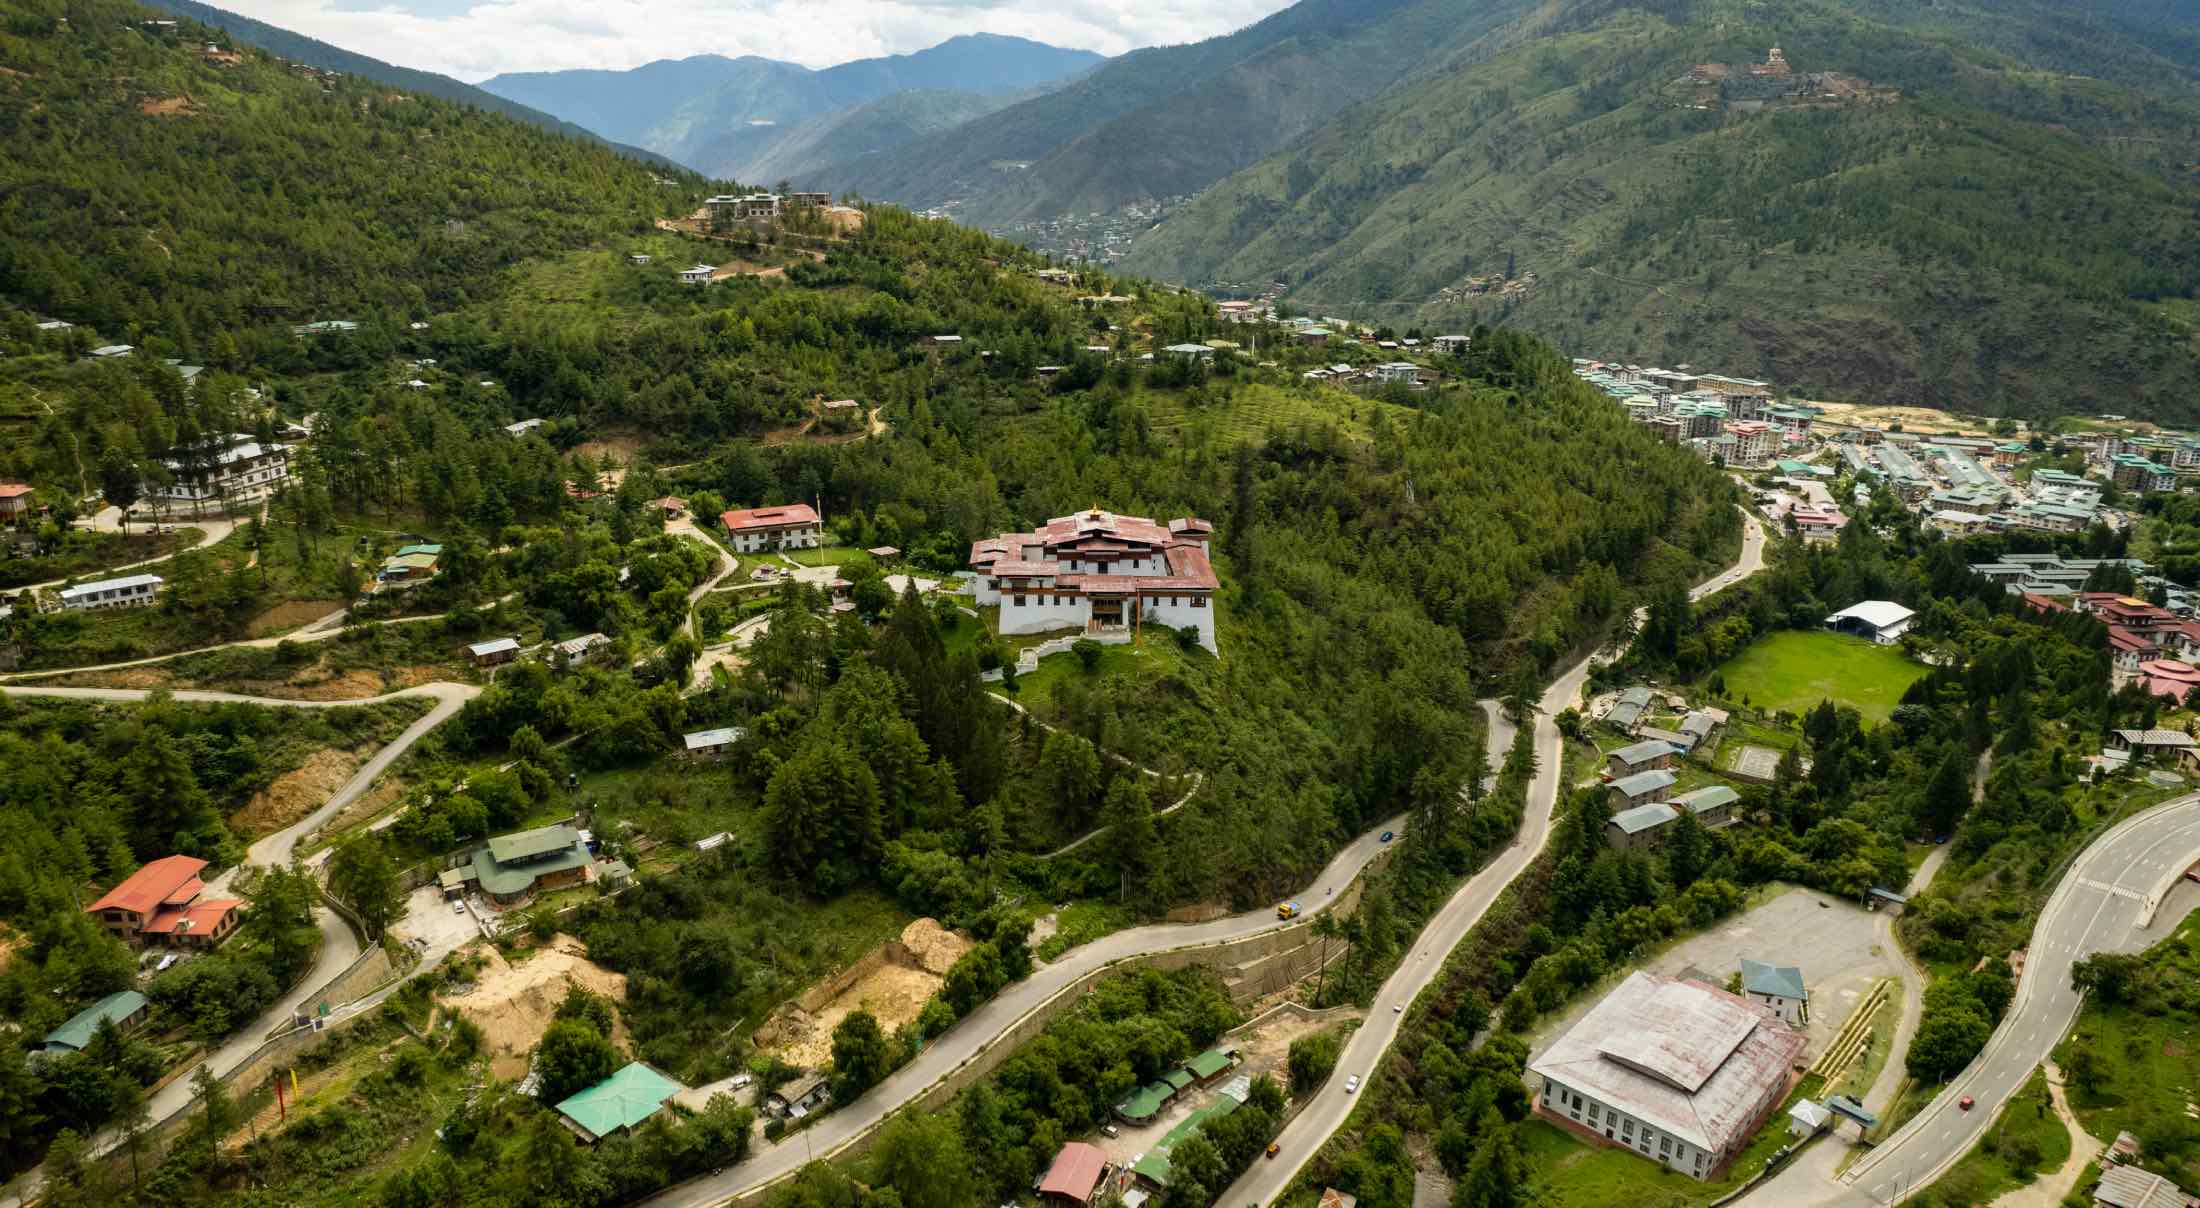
(1161, 1069), (1194, 1094)
(555, 1061), (686, 1144)
(448, 823), (594, 906)
(1183, 1047), (1238, 1087)
(1739, 958), (1810, 1026)
(1115, 1081), (1174, 1125)
(42, 990), (149, 1054)
(1130, 1097), (1242, 1189)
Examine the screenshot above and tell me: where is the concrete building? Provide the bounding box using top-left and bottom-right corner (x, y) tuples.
(1603, 686), (1653, 733)
(1608, 739), (1677, 777)
(721, 503), (822, 553)
(969, 508), (1220, 652)
(1671, 785), (1740, 829)
(58, 573), (162, 610)
(1531, 971), (1807, 1180)
(1738, 959), (1809, 1025)
(150, 434), (292, 513)
(1608, 769), (1677, 812)
(1725, 421), (1776, 467)
(1607, 802), (1680, 850)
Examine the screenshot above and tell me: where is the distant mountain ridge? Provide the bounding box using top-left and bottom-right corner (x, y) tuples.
(136, 0), (680, 168)
(478, 35), (1105, 173)
(1120, 0), (2200, 421)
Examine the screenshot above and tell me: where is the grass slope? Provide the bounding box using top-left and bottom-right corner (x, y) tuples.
(1122, 0), (2200, 421)
(1716, 630), (1926, 723)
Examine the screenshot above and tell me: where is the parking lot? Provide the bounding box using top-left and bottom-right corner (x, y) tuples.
(1522, 885), (1898, 1065)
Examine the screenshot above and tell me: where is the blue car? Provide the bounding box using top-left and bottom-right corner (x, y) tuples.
(1379, 831), (1394, 843)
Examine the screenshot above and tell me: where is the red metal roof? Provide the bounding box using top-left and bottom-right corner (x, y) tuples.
(1038, 1142), (1107, 1202)
(140, 897), (241, 936)
(721, 503), (819, 533)
(86, 856), (208, 917)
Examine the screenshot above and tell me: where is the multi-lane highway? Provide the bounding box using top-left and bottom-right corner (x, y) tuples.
(1836, 798), (2200, 1205)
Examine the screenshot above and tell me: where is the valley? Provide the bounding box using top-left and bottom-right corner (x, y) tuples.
(3, 2), (2200, 1208)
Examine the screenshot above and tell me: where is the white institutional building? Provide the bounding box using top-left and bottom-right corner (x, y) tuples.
(1530, 971), (1806, 1181)
(149, 434), (292, 515)
(969, 508), (1219, 652)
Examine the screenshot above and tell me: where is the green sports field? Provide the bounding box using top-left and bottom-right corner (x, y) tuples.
(1716, 629), (1927, 723)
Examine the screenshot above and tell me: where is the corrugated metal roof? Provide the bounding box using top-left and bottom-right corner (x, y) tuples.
(555, 1062), (683, 1140)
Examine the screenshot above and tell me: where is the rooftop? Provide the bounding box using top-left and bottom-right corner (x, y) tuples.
(556, 1062), (684, 1141)
(1529, 971), (1806, 1153)
(1739, 959), (1807, 1000)
(487, 823), (584, 865)
(1611, 802), (1680, 834)
(722, 503), (820, 533)
(1610, 769), (1677, 798)
(43, 990), (149, 1052)
(1039, 1142), (1109, 1202)
(86, 855), (208, 916)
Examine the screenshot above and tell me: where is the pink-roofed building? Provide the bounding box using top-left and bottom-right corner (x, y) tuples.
(1791, 505), (1847, 544)
(720, 503), (821, 553)
(1530, 970), (1805, 1181)
(84, 855), (244, 950)
(2139, 659), (2200, 706)
(969, 507), (1220, 651)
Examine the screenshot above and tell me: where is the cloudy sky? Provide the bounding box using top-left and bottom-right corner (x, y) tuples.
(217, 0), (1300, 82)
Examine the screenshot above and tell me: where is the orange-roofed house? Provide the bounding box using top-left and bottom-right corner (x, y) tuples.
(0, 483), (33, 519)
(720, 503), (821, 553)
(85, 855), (244, 950)
(968, 508), (1220, 652)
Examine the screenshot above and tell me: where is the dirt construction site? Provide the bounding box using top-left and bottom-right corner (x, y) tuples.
(757, 919), (969, 1070)
(440, 935), (630, 1079)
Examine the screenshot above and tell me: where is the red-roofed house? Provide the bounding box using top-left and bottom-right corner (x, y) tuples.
(2108, 627), (2151, 674)
(0, 483), (33, 519)
(720, 504), (821, 553)
(85, 856), (244, 950)
(1038, 1142), (1110, 1205)
(969, 507), (1219, 651)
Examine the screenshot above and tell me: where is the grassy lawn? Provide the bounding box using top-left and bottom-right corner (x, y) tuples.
(2055, 916), (2200, 1173)
(1007, 634), (1199, 710)
(1900, 1067), (2069, 1206)
(1131, 381), (1418, 445)
(778, 546), (870, 568)
(1524, 1074), (1826, 1206)
(1716, 630), (1927, 724)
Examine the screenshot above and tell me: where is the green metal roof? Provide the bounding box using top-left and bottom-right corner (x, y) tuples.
(1740, 958), (1808, 1001)
(1116, 1082), (1172, 1122)
(488, 823), (583, 865)
(1185, 1049), (1232, 1079)
(44, 990), (148, 1051)
(1161, 1069), (1194, 1092)
(556, 1062), (683, 1140)
(394, 543), (443, 557)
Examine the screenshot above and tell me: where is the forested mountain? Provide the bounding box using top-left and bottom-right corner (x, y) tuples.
(134, 0), (675, 165)
(477, 35), (1105, 172)
(810, 0), (1538, 226)
(1121, 0), (2200, 421)
(690, 88), (1028, 186)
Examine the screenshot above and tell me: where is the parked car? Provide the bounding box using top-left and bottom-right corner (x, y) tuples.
(1101, 1123), (1120, 1139)
(1345, 1075), (1361, 1094)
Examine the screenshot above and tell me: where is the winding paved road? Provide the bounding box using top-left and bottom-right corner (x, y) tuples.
(1227, 511), (1766, 1206)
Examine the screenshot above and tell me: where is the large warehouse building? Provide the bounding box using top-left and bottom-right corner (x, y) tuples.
(1529, 971), (1806, 1180)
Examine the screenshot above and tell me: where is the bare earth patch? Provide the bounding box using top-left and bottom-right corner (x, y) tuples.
(762, 920), (969, 1070)
(28, 667), (177, 691)
(139, 95), (200, 116)
(443, 936), (629, 1080)
(231, 746), (368, 836)
(0, 923), (24, 972)
(247, 598), (343, 637)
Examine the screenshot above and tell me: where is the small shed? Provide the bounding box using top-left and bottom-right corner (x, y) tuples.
(1788, 1099), (1832, 1137)
(682, 727), (747, 761)
(467, 637), (520, 667)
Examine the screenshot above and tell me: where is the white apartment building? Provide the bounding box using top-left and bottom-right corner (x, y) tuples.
(720, 503), (821, 553)
(969, 508), (1219, 652)
(59, 573), (163, 610)
(149, 435), (291, 514)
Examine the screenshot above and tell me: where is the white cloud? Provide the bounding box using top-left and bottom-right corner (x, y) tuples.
(216, 0), (1300, 81)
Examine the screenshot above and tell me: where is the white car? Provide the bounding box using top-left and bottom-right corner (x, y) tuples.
(1344, 1075), (1360, 1094)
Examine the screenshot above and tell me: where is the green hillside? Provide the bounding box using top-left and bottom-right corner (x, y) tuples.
(1121, 0), (2200, 421)
(134, 0), (678, 166)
